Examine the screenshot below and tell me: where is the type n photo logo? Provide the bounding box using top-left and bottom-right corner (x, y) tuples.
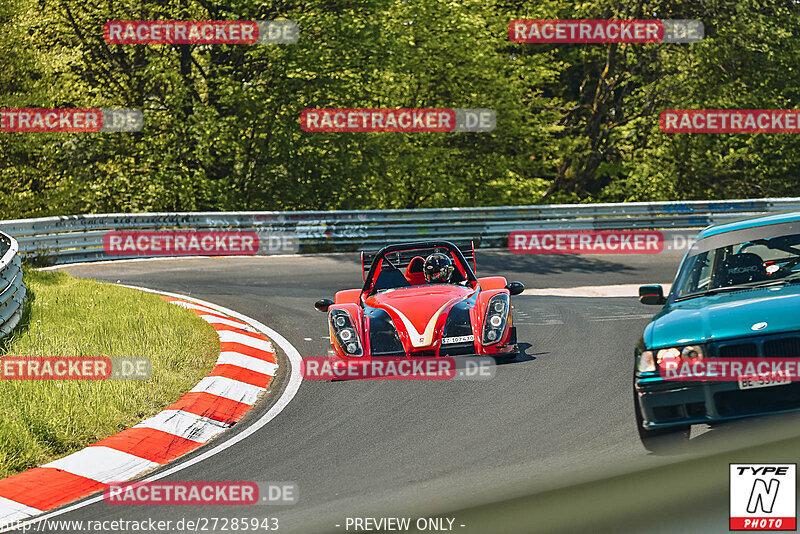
(730, 464), (796, 530)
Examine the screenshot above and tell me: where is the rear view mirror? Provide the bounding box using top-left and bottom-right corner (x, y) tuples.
(639, 285), (666, 305)
(506, 281), (525, 296)
(314, 298), (334, 312)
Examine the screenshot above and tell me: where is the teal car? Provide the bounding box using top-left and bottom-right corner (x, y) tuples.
(634, 211), (800, 448)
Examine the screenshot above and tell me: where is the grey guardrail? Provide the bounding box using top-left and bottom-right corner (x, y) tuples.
(0, 232), (26, 337)
(1, 197), (799, 265)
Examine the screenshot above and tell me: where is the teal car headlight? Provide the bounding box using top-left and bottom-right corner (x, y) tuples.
(681, 345), (705, 359)
(637, 350), (656, 373)
(655, 344), (705, 370)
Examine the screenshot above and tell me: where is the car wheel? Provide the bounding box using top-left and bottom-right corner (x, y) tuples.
(493, 349), (518, 362)
(633, 386), (690, 452)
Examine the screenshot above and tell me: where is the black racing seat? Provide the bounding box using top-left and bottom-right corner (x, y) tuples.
(372, 268), (411, 292)
(716, 253), (768, 286)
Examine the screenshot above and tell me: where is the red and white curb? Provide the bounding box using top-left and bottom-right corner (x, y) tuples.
(0, 287), (302, 530)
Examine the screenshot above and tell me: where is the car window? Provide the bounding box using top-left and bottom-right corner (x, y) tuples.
(738, 241), (798, 262)
(674, 231), (800, 299)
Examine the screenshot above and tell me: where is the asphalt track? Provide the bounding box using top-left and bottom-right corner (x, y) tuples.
(20, 250), (800, 533)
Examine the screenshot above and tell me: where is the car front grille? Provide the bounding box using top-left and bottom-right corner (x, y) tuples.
(711, 332), (800, 359)
(718, 342), (758, 358)
(439, 342), (475, 356)
(763, 337), (800, 358)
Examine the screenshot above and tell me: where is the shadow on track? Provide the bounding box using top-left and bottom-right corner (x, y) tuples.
(493, 342), (542, 366)
(317, 250), (635, 277)
(476, 253), (635, 276)
(639, 410), (800, 457)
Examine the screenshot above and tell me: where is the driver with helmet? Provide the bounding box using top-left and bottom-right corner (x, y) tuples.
(423, 252), (455, 283)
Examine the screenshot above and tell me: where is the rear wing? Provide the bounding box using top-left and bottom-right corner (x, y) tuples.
(361, 240), (476, 282)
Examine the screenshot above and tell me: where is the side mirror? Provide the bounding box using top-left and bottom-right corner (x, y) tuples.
(314, 298), (334, 313)
(506, 281), (525, 296)
(639, 285), (666, 305)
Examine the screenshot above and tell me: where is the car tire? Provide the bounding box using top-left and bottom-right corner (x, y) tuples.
(633, 386), (690, 452)
(497, 327), (519, 361)
(493, 349), (518, 362)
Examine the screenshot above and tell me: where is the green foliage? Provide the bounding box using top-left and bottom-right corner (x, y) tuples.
(1, 0), (799, 216)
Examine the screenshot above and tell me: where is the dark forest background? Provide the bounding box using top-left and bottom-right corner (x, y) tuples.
(1, 0), (799, 218)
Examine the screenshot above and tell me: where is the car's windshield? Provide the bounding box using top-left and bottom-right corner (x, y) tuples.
(673, 229), (800, 300)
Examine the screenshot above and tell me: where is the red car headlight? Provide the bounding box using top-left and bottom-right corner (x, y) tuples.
(482, 294), (509, 345)
(329, 310), (363, 357)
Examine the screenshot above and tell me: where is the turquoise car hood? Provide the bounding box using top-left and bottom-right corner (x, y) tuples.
(646, 283), (800, 349)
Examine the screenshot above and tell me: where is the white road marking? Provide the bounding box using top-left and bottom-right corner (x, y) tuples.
(5, 286), (304, 533)
(522, 283), (672, 298)
(134, 410), (227, 443)
(217, 330), (274, 352)
(0, 497), (42, 525)
(190, 376), (264, 405)
(42, 447), (159, 484)
(198, 315), (252, 329)
(0, 498), (42, 524)
(216, 351), (278, 376)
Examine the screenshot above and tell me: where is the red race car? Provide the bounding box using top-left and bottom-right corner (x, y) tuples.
(314, 241), (524, 363)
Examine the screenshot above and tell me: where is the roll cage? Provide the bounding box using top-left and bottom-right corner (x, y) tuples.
(360, 241), (478, 295)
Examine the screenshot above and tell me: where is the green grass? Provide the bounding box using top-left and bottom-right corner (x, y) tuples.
(0, 270), (220, 478)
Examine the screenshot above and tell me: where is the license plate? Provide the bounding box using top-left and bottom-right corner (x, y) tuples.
(442, 335), (474, 345)
(738, 375), (791, 390)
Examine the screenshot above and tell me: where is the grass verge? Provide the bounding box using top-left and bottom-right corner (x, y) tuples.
(0, 269), (220, 478)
